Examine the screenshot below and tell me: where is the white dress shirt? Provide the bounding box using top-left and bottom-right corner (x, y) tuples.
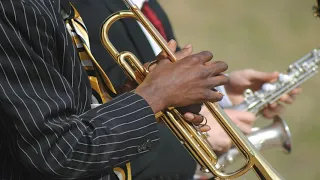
(131, 0), (233, 108)
(133, 0), (163, 55)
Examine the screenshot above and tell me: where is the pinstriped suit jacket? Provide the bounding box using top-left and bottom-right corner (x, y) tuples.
(0, 0), (159, 179)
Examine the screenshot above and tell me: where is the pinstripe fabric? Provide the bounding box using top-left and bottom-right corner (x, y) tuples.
(0, 0), (159, 179)
(63, 5), (133, 180)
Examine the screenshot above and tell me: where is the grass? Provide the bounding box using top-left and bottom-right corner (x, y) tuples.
(159, 0), (320, 179)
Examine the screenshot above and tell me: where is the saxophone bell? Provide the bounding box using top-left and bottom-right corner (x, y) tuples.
(251, 115), (291, 154)
(216, 115), (292, 170)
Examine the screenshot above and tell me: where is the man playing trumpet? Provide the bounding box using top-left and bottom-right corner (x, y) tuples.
(0, 1), (227, 180)
(71, 0), (301, 179)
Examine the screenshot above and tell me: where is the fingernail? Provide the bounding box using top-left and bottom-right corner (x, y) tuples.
(217, 91), (224, 96)
(184, 113), (195, 120)
(168, 39), (174, 43)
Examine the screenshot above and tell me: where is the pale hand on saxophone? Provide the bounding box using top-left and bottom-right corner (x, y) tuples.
(216, 49), (320, 170)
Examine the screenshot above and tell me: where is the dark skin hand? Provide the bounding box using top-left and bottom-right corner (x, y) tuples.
(150, 40), (205, 126)
(117, 40), (225, 132)
(135, 50), (228, 116)
(117, 40), (210, 130)
(117, 40), (193, 93)
(134, 41), (229, 128)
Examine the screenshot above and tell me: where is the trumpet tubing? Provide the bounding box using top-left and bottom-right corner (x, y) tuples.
(100, 0), (283, 179)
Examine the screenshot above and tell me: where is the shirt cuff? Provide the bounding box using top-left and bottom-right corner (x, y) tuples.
(216, 85), (233, 108)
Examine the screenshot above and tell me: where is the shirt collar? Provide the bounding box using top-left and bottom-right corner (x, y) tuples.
(131, 0), (148, 9)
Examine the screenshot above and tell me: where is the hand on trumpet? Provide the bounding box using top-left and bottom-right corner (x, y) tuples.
(146, 39), (194, 71)
(116, 40), (193, 92)
(133, 40), (228, 129)
(224, 69), (302, 118)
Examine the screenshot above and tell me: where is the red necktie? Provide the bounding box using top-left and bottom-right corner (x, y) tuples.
(141, 2), (168, 41)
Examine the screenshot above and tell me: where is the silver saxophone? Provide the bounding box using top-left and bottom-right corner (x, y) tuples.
(216, 48), (320, 170)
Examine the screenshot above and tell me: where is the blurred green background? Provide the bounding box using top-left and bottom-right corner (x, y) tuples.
(159, 0), (320, 179)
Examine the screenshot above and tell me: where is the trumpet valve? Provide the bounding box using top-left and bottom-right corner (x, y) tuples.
(201, 132), (210, 138)
(200, 167), (211, 173)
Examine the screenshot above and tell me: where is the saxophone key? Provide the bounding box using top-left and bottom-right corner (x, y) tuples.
(278, 73), (292, 83)
(262, 83), (277, 92)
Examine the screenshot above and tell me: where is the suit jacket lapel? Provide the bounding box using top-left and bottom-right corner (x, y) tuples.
(102, 0), (156, 63)
(148, 0), (181, 50)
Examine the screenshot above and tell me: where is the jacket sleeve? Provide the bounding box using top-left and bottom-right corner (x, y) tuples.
(0, 1), (159, 179)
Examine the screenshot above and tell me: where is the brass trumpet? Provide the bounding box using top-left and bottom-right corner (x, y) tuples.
(100, 0), (283, 179)
(216, 116), (292, 170)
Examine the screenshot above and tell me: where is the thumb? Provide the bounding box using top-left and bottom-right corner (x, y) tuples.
(156, 39), (177, 60)
(251, 70), (279, 82)
(175, 44), (193, 61)
(167, 39), (177, 53)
